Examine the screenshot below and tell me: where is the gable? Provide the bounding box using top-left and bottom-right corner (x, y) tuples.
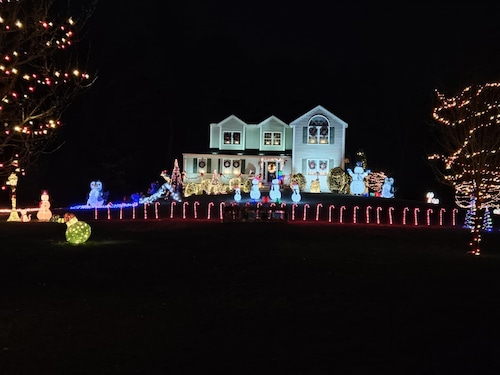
(289, 105), (348, 129)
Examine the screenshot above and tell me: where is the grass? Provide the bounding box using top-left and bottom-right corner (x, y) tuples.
(0, 219), (500, 374)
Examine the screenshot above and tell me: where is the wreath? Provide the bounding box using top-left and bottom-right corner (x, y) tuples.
(309, 126), (317, 136)
(198, 160), (206, 168)
(233, 160), (240, 168)
(223, 160), (231, 168)
(308, 160), (316, 170)
(319, 161), (327, 170)
(320, 126), (328, 136)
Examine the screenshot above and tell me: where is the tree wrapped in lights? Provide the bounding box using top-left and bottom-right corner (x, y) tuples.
(428, 83), (500, 255)
(0, 0), (95, 189)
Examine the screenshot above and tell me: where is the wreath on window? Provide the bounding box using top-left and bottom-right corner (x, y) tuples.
(320, 126), (328, 136)
(198, 160), (206, 168)
(233, 160), (240, 168)
(224, 160), (231, 168)
(309, 126), (317, 136)
(308, 160), (316, 170)
(319, 160), (327, 170)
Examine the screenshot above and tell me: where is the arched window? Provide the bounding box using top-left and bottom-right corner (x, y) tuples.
(307, 115), (330, 144)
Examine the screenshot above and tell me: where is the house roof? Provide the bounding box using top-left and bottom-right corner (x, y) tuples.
(289, 105), (348, 128)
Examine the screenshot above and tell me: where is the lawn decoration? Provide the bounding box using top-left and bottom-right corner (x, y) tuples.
(20, 209), (31, 222)
(37, 190), (52, 222)
(234, 186), (242, 202)
(6, 172), (20, 222)
(139, 170), (181, 204)
(381, 177), (395, 198)
(64, 212), (91, 244)
(87, 180), (107, 207)
(347, 161), (370, 196)
(249, 178), (261, 201)
(269, 178), (281, 201)
(291, 182), (301, 202)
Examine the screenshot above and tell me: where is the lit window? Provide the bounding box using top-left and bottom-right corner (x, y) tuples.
(263, 131), (281, 146)
(223, 131), (241, 145)
(308, 115), (329, 144)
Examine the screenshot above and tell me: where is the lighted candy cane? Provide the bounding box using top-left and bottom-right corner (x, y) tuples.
(388, 207), (394, 225)
(303, 203), (310, 221)
(339, 205), (346, 223)
(328, 205), (335, 222)
(291, 204), (298, 221)
(94, 207), (98, 220)
(270, 203), (276, 208)
(376, 206), (382, 224)
(183, 202), (189, 219)
(353, 206), (359, 224)
(402, 207), (409, 225)
(207, 202), (214, 220)
(193, 201), (199, 219)
(315, 203), (323, 221)
(219, 202), (225, 220)
(439, 208), (446, 226)
(365, 205), (372, 224)
(413, 207), (420, 226)
(155, 202), (160, 219)
(144, 203), (148, 220)
(107, 203), (111, 220)
(170, 201), (176, 219)
(452, 208), (458, 226)
(120, 203), (123, 220)
(426, 208), (433, 226)
(132, 204), (136, 220)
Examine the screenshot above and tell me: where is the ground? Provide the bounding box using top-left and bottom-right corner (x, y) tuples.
(0, 219), (499, 374)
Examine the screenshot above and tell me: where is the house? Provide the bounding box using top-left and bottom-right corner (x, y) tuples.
(182, 105), (348, 193)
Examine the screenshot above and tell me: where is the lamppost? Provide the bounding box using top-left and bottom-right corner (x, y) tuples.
(6, 172), (20, 222)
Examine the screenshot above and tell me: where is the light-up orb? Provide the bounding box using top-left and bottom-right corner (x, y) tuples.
(64, 213), (91, 244)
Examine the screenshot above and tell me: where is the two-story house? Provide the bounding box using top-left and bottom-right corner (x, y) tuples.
(182, 105), (348, 193)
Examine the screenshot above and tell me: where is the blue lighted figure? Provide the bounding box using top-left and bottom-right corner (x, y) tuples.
(249, 178), (261, 201)
(269, 178), (281, 202)
(291, 182), (301, 203)
(347, 162), (370, 196)
(381, 177), (395, 198)
(234, 186), (242, 202)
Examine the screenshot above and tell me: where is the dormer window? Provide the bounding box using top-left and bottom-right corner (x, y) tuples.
(263, 131), (281, 146)
(307, 115), (329, 144)
(223, 131), (241, 145)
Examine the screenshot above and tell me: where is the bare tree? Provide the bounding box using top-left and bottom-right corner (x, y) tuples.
(428, 82), (500, 255)
(0, 0), (96, 186)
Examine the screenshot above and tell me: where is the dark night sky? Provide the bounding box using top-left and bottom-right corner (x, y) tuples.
(14, 2), (500, 207)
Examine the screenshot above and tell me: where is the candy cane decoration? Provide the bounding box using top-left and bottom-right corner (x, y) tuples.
(107, 203), (111, 220)
(439, 208), (446, 226)
(353, 206), (359, 224)
(120, 203), (123, 220)
(452, 208), (458, 226)
(403, 207), (409, 225)
(144, 203), (148, 220)
(183, 201), (189, 219)
(388, 207), (394, 225)
(426, 208), (433, 226)
(414, 207), (420, 226)
(291, 204), (298, 221)
(155, 202), (160, 219)
(365, 205), (372, 224)
(194, 201), (199, 219)
(219, 202), (225, 220)
(339, 205), (346, 223)
(132, 204), (136, 220)
(170, 201), (176, 219)
(315, 203), (323, 221)
(376, 206), (382, 224)
(328, 205), (335, 222)
(303, 203), (310, 221)
(94, 207), (98, 220)
(207, 202), (214, 220)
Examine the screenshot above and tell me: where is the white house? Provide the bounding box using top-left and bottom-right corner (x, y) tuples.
(182, 105), (348, 193)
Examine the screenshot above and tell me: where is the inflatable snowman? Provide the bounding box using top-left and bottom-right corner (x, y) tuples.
(291, 183), (301, 203)
(249, 178), (261, 201)
(381, 177), (395, 198)
(347, 162), (370, 196)
(269, 178), (281, 202)
(234, 186), (242, 202)
(37, 190), (52, 222)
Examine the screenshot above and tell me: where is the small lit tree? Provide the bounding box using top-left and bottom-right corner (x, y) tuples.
(170, 158), (184, 196)
(428, 82), (500, 255)
(0, 0), (95, 195)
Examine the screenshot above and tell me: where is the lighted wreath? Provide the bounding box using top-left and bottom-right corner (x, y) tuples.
(309, 126), (317, 136)
(199, 160), (206, 168)
(233, 160), (240, 168)
(224, 160), (231, 168)
(308, 160), (316, 170)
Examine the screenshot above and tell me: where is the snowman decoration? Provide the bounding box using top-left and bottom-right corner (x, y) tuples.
(269, 178), (281, 202)
(234, 186), (242, 202)
(381, 177), (395, 198)
(37, 190), (52, 222)
(291, 183), (301, 203)
(87, 180), (105, 207)
(249, 178), (261, 201)
(347, 162), (370, 196)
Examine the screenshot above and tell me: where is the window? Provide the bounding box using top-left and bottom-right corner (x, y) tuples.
(306, 159), (330, 176)
(223, 131), (241, 145)
(307, 115), (329, 144)
(263, 131), (281, 146)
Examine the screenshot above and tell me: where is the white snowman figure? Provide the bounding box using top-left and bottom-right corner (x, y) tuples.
(87, 180), (105, 207)
(269, 178), (281, 202)
(234, 186), (242, 202)
(291, 183), (301, 203)
(381, 177), (395, 198)
(347, 162), (370, 196)
(37, 190), (52, 222)
(249, 178), (261, 201)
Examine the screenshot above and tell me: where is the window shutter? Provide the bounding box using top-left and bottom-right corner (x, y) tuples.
(302, 158), (307, 174)
(330, 127), (335, 144)
(207, 159), (212, 173)
(303, 127), (307, 143)
(329, 159), (335, 170)
(193, 158), (198, 173)
(241, 159), (246, 173)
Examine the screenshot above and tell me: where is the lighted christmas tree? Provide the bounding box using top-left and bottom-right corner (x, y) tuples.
(0, 0), (95, 190)
(428, 83), (500, 255)
(170, 158), (184, 197)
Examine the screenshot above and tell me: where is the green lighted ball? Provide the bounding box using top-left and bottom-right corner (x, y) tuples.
(65, 220), (91, 244)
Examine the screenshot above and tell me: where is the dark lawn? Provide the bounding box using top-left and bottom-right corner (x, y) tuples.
(1, 220), (500, 374)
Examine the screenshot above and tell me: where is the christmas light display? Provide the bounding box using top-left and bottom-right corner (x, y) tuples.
(0, 1), (94, 192)
(428, 83), (500, 255)
(63, 213), (91, 244)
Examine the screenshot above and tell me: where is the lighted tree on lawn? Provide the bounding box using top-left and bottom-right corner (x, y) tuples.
(428, 82), (500, 255)
(170, 158), (184, 196)
(0, 0), (95, 193)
